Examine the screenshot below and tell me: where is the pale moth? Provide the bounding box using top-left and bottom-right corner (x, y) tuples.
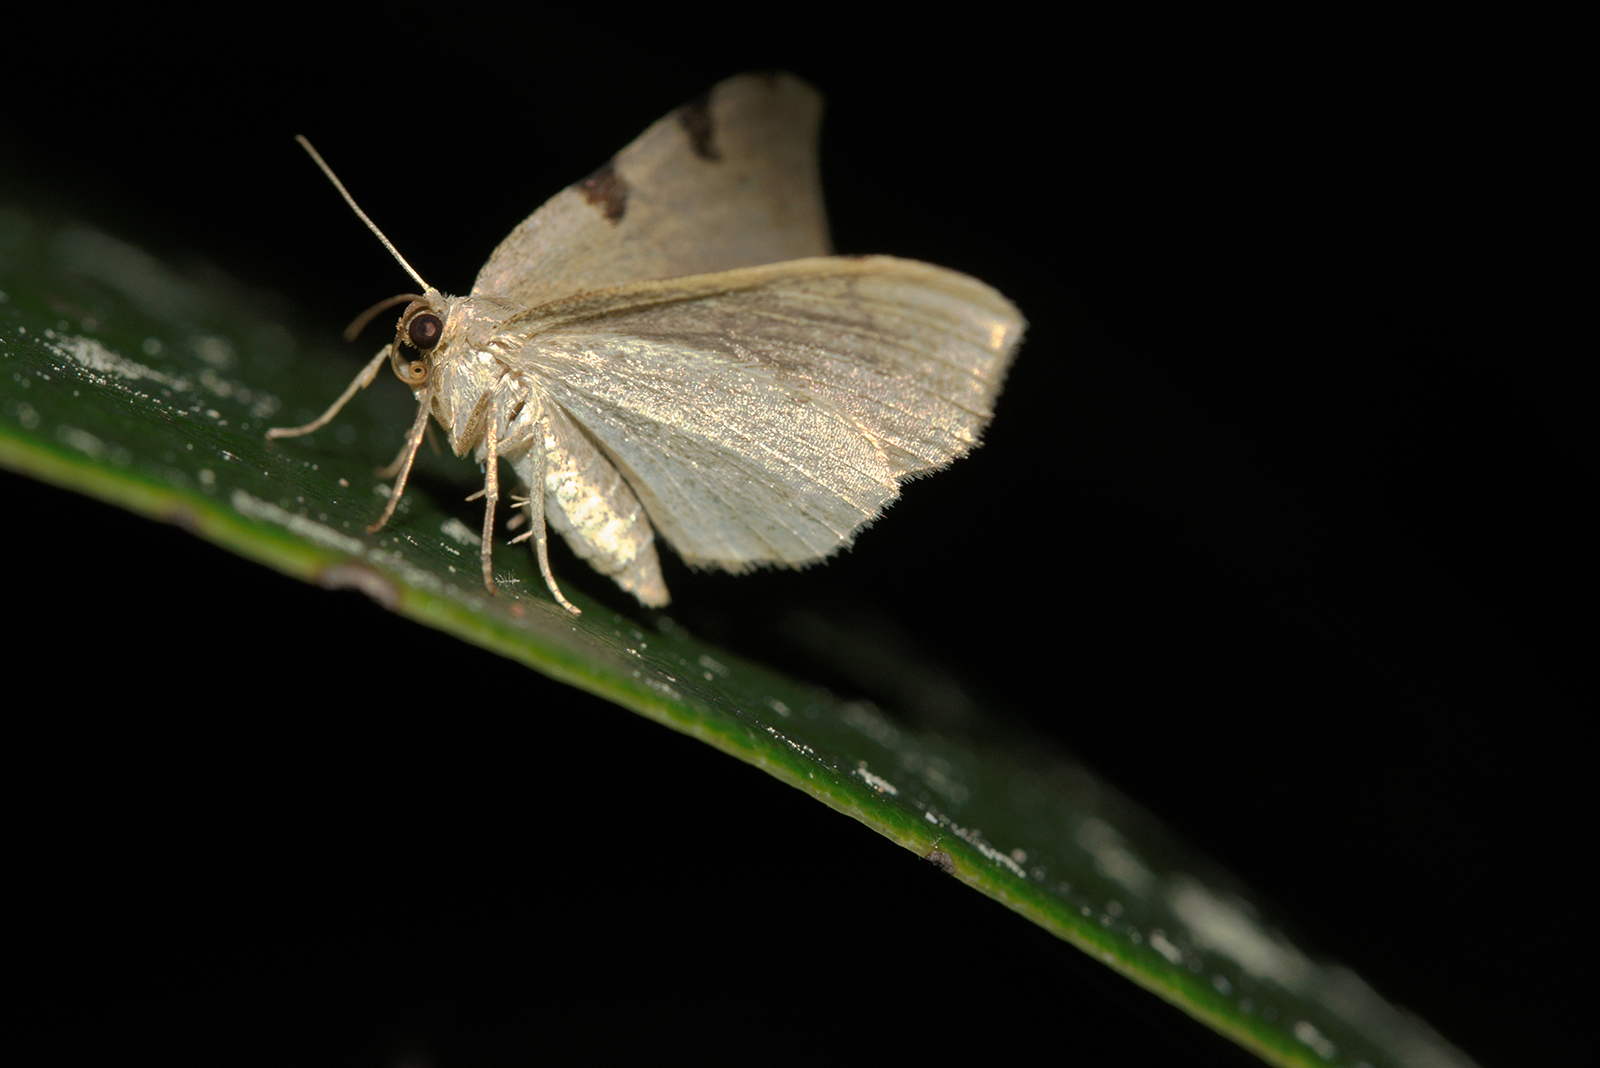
(269, 73), (1025, 615)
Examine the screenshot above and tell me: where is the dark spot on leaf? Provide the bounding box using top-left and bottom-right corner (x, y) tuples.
(578, 160), (629, 223)
(676, 91), (721, 162)
(926, 848), (955, 875)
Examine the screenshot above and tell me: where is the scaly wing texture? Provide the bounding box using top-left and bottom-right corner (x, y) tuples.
(535, 401), (668, 606)
(472, 73), (830, 308)
(500, 257), (1023, 571)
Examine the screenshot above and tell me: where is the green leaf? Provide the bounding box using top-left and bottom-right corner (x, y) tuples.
(0, 202), (1475, 1067)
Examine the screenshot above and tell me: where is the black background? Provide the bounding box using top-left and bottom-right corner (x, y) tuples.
(3, 11), (1586, 1066)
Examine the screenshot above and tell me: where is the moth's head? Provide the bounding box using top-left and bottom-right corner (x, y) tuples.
(389, 291), (452, 387)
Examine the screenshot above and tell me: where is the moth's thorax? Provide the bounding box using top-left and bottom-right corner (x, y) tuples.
(424, 293), (541, 460)
(437, 293), (525, 356)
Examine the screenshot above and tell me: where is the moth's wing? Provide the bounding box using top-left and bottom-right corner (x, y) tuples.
(531, 402), (669, 606)
(472, 72), (830, 308)
(506, 257), (1023, 571)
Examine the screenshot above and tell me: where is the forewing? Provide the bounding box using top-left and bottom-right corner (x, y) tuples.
(473, 73), (830, 308)
(502, 257), (1023, 570)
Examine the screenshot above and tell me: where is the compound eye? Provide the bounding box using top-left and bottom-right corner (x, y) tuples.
(408, 312), (443, 350)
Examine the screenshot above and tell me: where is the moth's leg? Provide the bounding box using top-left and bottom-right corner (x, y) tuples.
(505, 494), (529, 532)
(367, 382), (435, 534)
(264, 347), (389, 439)
(508, 417), (581, 615)
(376, 421), (440, 479)
(376, 436), (412, 480)
(374, 425), (438, 479)
(476, 398), (500, 595)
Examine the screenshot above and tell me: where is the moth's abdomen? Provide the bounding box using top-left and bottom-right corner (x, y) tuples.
(521, 404), (668, 607)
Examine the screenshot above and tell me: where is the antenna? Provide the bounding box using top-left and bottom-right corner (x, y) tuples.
(295, 135), (430, 291)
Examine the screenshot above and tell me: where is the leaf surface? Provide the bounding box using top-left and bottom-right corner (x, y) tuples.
(0, 204), (1476, 1068)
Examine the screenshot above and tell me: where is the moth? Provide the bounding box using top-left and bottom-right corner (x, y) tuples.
(269, 73), (1024, 614)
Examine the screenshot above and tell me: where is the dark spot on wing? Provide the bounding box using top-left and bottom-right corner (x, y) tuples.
(676, 90), (721, 162)
(577, 160), (629, 223)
